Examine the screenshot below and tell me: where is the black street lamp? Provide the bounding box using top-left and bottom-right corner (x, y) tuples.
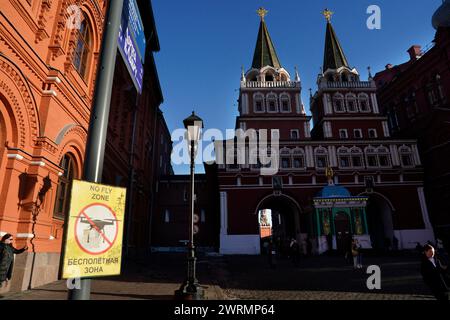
(175, 111), (204, 300)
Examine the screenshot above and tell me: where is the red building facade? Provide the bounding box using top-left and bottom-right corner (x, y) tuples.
(374, 1), (450, 245)
(0, 0), (170, 293)
(216, 10), (435, 255)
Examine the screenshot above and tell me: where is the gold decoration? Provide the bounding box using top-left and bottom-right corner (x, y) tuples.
(257, 7), (268, 21)
(326, 166), (334, 182)
(322, 8), (334, 22)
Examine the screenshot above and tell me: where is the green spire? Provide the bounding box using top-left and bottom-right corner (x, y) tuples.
(251, 8), (281, 69)
(322, 10), (350, 71)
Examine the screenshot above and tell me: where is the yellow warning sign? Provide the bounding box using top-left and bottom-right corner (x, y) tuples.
(61, 180), (126, 279)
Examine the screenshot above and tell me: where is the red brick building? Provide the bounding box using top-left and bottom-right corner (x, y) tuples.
(374, 1), (450, 245)
(0, 0), (170, 293)
(216, 10), (435, 255)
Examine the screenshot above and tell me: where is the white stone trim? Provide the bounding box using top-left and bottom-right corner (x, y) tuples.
(305, 146), (314, 167)
(323, 121), (332, 138)
(323, 93), (333, 115)
(42, 90), (57, 97)
(241, 93), (249, 115)
(16, 233), (34, 239)
(389, 145), (400, 166)
(30, 161), (46, 167)
(382, 121), (390, 137)
(328, 145), (337, 167)
(7, 154), (24, 160)
(371, 93), (380, 114)
(46, 76), (62, 84)
(304, 122), (311, 138)
(412, 144), (421, 166)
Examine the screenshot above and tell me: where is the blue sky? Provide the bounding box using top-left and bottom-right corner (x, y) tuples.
(151, 0), (442, 174)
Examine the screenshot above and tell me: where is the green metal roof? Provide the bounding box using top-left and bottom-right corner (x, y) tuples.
(323, 21), (350, 71)
(251, 20), (281, 69)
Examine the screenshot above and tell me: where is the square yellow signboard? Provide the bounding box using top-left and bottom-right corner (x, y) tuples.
(61, 180), (126, 279)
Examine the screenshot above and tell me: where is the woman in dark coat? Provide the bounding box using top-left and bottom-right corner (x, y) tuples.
(420, 244), (449, 301)
(0, 234), (28, 287)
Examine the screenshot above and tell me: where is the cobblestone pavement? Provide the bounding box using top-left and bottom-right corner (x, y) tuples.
(0, 251), (440, 300)
(208, 251), (437, 300)
(0, 253), (225, 300)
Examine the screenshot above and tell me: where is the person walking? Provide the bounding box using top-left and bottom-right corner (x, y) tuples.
(0, 234), (28, 288)
(268, 239), (277, 269)
(289, 238), (300, 266)
(351, 238), (362, 269)
(420, 244), (449, 301)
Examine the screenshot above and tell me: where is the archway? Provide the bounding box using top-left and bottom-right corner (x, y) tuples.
(255, 194), (303, 257)
(334, 211), (351, 254)
(365, 193), (395, 251)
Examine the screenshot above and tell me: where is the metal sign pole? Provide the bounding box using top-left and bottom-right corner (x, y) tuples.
(67, 0), (124, 300)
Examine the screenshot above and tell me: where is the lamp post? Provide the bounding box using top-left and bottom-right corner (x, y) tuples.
(175, 112), (204, 300)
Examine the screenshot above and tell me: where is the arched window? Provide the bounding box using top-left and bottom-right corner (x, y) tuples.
(280, 94), (291, 112)
(341, 73), (348, 82)
(365, 146), (378, 168)
(53, 154), (77, 219)
(399, 146), (414, 167)
(314, 147), (328, 169)
(292, 148), (305, 169)
(377, 146), (391, 167)
(266, 93), (278, 112)
(333, 93), (345, 112)
(253, 93), (265, 113)
(280, 148), (291, 169)
(358, 93), (371, 112)
(350, 147), (364, 168)
(73, 13), (92, 79)
(337, 147), (351, 168)
(346, 93), (358, 112)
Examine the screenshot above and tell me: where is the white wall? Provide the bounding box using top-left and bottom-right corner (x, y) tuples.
(220, 235), (261, 255)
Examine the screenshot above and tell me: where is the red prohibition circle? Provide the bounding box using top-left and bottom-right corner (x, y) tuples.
(74, 202), (119, 255)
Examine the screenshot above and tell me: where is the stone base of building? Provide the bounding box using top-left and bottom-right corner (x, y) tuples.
(219, 234), (260, 255)
(0, 252), (60, 294)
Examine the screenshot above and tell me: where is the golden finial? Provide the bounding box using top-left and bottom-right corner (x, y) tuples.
(322, 8), (334, 22)
(257, 7), (268, 21)
(326, 166), (334, 185)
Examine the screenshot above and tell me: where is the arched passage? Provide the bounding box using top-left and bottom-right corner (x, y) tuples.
(364, 193), (395, 251)
(255, 194), (303, 256)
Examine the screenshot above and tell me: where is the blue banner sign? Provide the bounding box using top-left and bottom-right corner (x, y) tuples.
(118, 12), (144, 93)
(125, 0), (146, 63)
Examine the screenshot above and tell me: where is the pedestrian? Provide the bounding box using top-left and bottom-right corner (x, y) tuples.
(289, 238), (300, 266)
(268, 240), (277, 269)
(0, 234), (28, 288)
(420, 244), (449, 301)
(351, 238), (362, 269)
(392, 236), (399, 251)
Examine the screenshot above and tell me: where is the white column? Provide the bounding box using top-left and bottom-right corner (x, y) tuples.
(371, 93), (380, 114)
(328, 145), (337, 167)
(242, 94), (249, 114)
(417, 187), (434, 231)
(323, 94), (332, 115)
(296, 94), (301, 114)
(382, 121), (390, 137)
(390, 145), (400, 166)
(220, 191), (228, 235)
(305, 146), (314, 168)
(412, 144), (422, 166)
(304, 122), (311, 138)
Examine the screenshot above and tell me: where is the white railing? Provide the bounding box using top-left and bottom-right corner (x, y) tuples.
(241, 81), (300, 88)
(321, 81), (374, 89)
